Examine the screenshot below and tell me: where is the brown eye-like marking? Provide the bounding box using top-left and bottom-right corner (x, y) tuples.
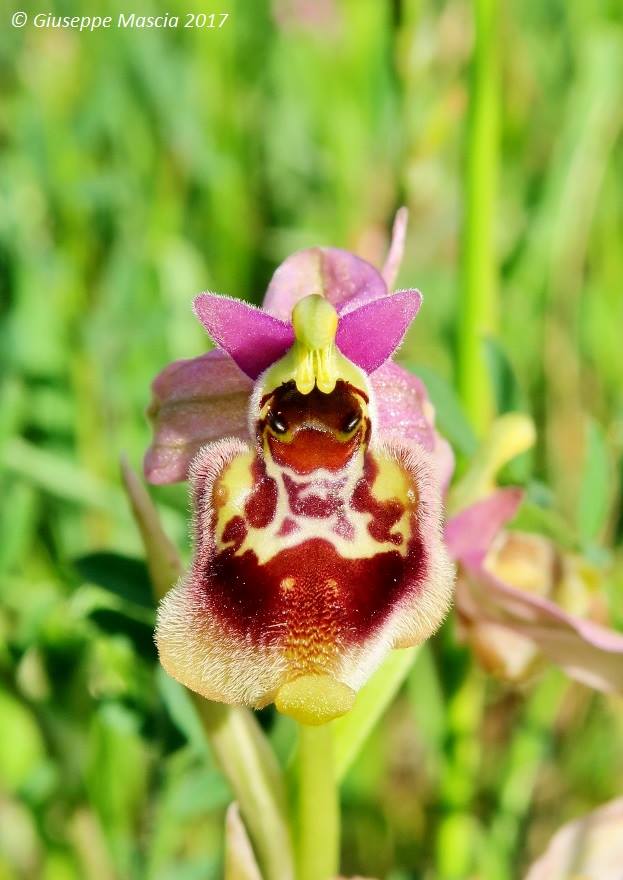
(342, 411), (361, 434)
(269, 411), (288, 434)
(260, 381), (370, 475)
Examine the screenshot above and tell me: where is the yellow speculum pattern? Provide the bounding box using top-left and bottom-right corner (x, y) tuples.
(213, 445), (415, 565)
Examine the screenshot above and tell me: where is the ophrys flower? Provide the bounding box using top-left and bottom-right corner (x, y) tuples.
(153, 217), (455, 724)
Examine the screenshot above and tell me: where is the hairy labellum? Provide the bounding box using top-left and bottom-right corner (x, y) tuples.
(156, 289), (454, 724)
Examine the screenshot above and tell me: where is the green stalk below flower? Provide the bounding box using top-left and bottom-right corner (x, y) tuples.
(198, 701), (295, 880)
(296, 723), (340, 880)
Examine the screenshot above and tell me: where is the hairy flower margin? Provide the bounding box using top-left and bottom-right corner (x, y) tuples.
(146, 210), (623, 724)
(147, 211), (455, 724)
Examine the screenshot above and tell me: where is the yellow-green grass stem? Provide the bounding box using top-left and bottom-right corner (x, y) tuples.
(439, 0), (501, 870)
(198, 701), (295, 880)
(479, 670), (567, 878)
(435, 658), (486, 879)
(296, 723), (340, 880)
(457, 0), (499, 434)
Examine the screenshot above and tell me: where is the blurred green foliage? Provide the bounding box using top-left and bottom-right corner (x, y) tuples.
(1, 0), (623, 877)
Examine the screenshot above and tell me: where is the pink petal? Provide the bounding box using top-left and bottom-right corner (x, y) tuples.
(194, 293), (294, 379)
(144, 350), (252, 484)
(336, 289), (423, 373)
(262, 248), (388, 321)
(459, 560), (623, 694)
(523, 797), (623, 880)
(371, 361), (436, 451)
(371, 360), (454, 490)
(381, 207), (408, 289)
(449, 495), (623, 692)
(445, 489), (524, 562)
(434, 436), (456, 495)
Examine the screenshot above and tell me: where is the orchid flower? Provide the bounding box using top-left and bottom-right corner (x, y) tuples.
(523, 796), (623, 880)
(145, 210), (453, 490)
(446, 487), (623, 693)
(149, 211), (455, 724)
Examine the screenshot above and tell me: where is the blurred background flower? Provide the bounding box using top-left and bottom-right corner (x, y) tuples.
(524, 797), (623, 880)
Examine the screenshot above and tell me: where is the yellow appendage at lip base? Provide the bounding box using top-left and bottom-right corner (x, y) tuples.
(263, 294), (365, 396)
(275, 675), (356, 725)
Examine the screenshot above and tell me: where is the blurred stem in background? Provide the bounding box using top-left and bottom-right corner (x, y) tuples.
(457, 0), (499, 435)
(438, 0), (500, 874)
(479, 670), (568, 879)
(435, 646), (486, 879)
(540, 34), (623, 516)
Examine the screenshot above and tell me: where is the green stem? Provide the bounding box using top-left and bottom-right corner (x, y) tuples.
(480, 670), (567, 878)
(197, 701), (294, 880)
(435, 660), (486, 879)
(441, 2), (500, 861)
(297, 724), (340, 880)
(457, 0), (499, 434)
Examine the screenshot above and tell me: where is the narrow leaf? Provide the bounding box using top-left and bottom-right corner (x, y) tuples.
(119, 456), (183, 599)
(332, 647), (419, 780)
(74, 552), (154, 608)
(577, 420), (611, 544)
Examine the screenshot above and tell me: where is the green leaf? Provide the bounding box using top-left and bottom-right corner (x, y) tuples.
(4, 437), (122, 514)
(406, 645), (445, 762)
(86, 703), (151, 876)
(483, 337), (525, 415)
(167, 764), (231, 816)
(156, 667), (210, 757)
(74, 552), (154, 609)
(88, 609), (157, 660)
(0, 481), (38, 575)
(0, 688), (46, 793)
(577, 420), (611, 544)
(332, 646), (419, 781)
